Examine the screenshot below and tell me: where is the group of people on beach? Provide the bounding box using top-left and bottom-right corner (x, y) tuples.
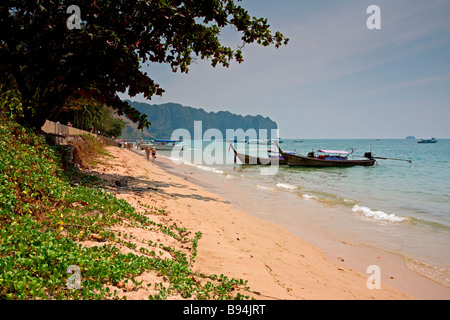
(145, 146), (157, 164)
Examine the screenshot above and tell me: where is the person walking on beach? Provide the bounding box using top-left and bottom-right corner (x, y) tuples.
(145, 146), (151, 161)
(151, 147), (157, 164)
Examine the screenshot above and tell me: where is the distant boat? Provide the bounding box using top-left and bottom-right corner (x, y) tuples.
(245, 139), (282, 145)
(138, 139), (183, 150)
(293, 140), (304, 143)
(417, 138), (438, 144)
(225, 137), (247, 143)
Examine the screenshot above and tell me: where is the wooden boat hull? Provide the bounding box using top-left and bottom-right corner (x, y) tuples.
(235, 152), (287, 165)
(230, 145), (287, 165)
(280, 151), (376, 167)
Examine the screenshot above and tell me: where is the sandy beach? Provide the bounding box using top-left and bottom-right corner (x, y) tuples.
(83, 145), (443, 300)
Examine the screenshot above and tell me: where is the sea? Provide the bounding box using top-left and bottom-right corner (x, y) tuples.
(146, 138), (450, 290)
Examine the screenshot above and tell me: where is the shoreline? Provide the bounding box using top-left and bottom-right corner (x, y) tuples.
(93, 146), (447, 299)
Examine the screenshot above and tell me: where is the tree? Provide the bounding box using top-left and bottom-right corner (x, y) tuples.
(53, 96), (126, 137)
(0, 0), (289, 130)
(98, 105), (127, 138)
(54, 95), (102, 130)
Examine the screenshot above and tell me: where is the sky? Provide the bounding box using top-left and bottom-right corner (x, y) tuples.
(119, 0), (450, 139)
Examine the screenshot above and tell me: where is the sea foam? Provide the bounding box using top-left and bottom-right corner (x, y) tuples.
(352, 205), (407, 222)
(276, 183), (297, 191)
(257, 184), (277, 191)
(302, 194), (319, 200)
(196, 165), (224, 175)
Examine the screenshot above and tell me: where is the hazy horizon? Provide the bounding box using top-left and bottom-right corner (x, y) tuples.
(124, 99), (447, 140)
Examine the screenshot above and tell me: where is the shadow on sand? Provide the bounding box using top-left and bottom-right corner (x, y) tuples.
(86, 167), (225, 203)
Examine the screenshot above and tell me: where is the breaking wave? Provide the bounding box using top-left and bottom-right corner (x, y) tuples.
(352, 205), (408, 222)
(276, 183), (297, 191)
(302, 194), (319, 200)
(256, 184), (277, 191)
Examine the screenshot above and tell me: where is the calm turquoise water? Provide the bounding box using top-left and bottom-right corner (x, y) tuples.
(269, 139), (450, 226)
(157, 138), (450, 287)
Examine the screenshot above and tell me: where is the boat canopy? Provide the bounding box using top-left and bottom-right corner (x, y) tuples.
(154, 139), (178, 143)
(317, 149), (349, 154)
(269, 150), (297, 154)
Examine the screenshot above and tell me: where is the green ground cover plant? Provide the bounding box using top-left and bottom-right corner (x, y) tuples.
(0, 118), (250, 300)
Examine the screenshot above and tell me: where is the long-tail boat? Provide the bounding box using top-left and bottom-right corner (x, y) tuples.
(278, 147), (412, 167)
(278, 148), (376, 167)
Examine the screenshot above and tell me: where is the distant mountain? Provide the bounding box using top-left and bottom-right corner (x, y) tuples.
(405, 136), (416, 140)
(123, 100), (278, 139)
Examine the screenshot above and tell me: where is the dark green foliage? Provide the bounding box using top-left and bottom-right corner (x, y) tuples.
(1, 0), (288, 129)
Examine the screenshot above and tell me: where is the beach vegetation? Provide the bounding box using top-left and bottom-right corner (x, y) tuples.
(0, 0), (285, 300)
(0, 118), (251, 300)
